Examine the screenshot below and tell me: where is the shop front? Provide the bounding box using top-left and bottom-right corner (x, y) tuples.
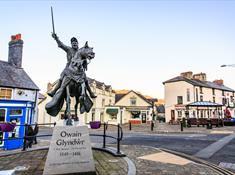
(0, 100), (35, 150)
(128, 107), (151, 124)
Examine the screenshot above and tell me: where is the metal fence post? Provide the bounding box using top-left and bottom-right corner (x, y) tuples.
(22, 124), (27, 151)
(103, 122), (106, 148)
(117, 124), (121, 154)
(180, 121), (183, 132)
(129, 121), (131, 130)
(151, 121), (154, 131)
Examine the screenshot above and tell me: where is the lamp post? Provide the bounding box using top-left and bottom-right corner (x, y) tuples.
(221, 64), (235, 67)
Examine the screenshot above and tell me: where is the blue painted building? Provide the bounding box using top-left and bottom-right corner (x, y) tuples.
(0, 34), (39, 150)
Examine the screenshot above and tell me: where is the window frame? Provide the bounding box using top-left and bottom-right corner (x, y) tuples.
(0, 88), (12, 100)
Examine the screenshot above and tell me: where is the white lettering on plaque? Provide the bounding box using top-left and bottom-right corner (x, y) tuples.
(43, 126), (96, 175)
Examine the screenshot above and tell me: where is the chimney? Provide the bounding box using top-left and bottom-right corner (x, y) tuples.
(180, 71), (193, 79)
(193, 72), (207, 81)
(213, 79), (224, 85)
(8, 34), (23, 68)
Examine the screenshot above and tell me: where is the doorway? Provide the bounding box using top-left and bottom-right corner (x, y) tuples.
(0, 108), (6, 147)
(171, 110), (175, 121)
(141, 113), (147, 123)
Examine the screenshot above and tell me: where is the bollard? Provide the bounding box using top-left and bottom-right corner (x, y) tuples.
(151, 121), (154, 131)
(129, 121), (132, 130)
(180, 121), (183, 132)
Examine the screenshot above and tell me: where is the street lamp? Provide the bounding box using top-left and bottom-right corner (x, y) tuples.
(221, 64), (235, 67)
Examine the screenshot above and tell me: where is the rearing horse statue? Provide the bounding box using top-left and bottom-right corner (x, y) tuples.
(45, 42), (95, 122)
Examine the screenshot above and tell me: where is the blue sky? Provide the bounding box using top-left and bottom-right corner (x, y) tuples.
(0, 1), (235, 98)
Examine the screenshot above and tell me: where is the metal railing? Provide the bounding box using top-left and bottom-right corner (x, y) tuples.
(0, 122), (124, 156)
(89, 122), (123, 155)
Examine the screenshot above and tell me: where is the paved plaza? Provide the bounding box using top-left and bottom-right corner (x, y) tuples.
(0, 132), (233, 175)
(0, 123), (235, 174)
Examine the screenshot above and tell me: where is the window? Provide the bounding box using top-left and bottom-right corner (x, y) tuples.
(102, 99), (105, 107)
(196, 88), (198, 101)
(130, 97), (137, 106)
(230, 96), (234, 103)
(177, 111), (182, 118)
(92, 112), (95, 121)
(187, 89), (190, 102)
(200, 95), (203, 101)
(0, 88), (12, 100)
(222, 91), (225, 96)
(200, 87), (203, 94)
(177, 96), (183, 104)
(212, 89), (215, 95)
(213, 97), (215, 103)
(10, 109), (22, 116)
(222, 98), (227, 105)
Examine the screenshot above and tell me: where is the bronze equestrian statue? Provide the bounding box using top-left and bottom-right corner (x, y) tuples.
(45, 34), (96, 125)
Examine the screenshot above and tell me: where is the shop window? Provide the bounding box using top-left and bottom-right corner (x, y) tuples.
(10, 109), (22, 116)
(177, 111), (182, 118)
(177, 96), (183, 104)
(230, 96), (234, 103)
(0, 88), (12, 100)
(0, 109), (6, 122)
(131, 111), (140, 119)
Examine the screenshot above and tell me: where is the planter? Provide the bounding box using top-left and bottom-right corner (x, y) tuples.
(90, 121), (101, 129)
(0, 123), (16, 132)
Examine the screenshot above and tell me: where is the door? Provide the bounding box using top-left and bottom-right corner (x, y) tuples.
(171, 110), (175, 121)
(141, 113), (147, 123)
(0, 108), (6, 147)
(6, 108), (25, 150)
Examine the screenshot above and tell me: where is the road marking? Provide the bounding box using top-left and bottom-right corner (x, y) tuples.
(194, 134), (235, 158)
(219, 162), (235, 170)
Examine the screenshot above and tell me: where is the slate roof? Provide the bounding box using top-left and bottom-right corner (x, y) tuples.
(114, 90), (155, 105)
(87, 77), (112, 91)
(163, 76), (235, 92)
(0, 60), (39, 90)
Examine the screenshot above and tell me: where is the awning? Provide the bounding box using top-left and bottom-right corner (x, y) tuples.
(106, 108), (118, 116)
(186, 101), (223, 107)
